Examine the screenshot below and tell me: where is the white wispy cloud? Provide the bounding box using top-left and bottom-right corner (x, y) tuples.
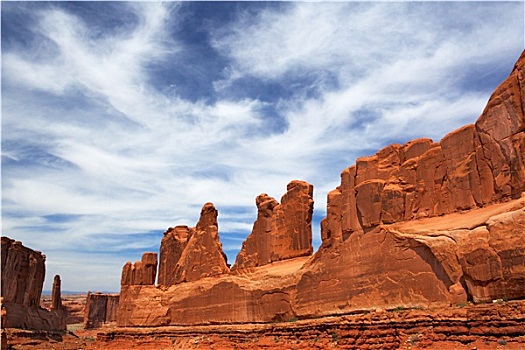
(210, 1), (524, 194)
(2, 2), (523, 291)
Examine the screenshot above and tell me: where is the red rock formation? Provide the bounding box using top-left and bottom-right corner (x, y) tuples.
(100, 301), (525, 350)
(156, 203), (229, 286)
(117, 201), (525, 328)
(158, 226), (190, 286)
(1, 297), (7, 348)
(321, 51), (525, 245)
(121, 252), (157, 286)
(302, 49), (525, 313)
(115, 50), (525, 328)
(297, 198), (525, 316)
(84, 292), (120, 329)
(1, 237), (67, 331)
(117, 257), (306, 327)
(172, 203), (230, 283)
(475, 59), (525, 200)
(51, 275), (63, 311)
(232, 180), (314, 270)
(1, 237), (45, 308)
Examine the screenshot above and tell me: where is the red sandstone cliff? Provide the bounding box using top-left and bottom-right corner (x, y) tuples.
(301, 49), (525, 313)
(1, 237), (67, 331)
(296, 199), (525, 317)
(232, 180), (314, 270)
(121, 252), (158, 286)
(158, 226), (190, 286)
(116, 50), (525, 327)
(119, 188), (313, 325)
(156, 202), (229, 287)
(322, 50), (524, 244)
(172, 203), (230, 283)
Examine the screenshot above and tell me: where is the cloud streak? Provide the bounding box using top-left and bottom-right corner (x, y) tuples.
(2, 1), (523, 291)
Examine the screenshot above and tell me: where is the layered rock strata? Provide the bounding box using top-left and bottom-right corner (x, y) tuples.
(118, 257), (307, 326)
(232, 180), (314, 270)
(302, 49), (525, 315)
(116, 50), (525, 328)
(84, 292), (120, 329)
(118, 200), (524, 326)
(101, 301), (525, 350)
(1, 237), (67, 331)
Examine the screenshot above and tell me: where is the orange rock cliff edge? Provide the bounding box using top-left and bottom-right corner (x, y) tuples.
(117, 50), (525, 327)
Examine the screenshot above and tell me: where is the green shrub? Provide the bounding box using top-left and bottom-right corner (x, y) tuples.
(331, 332), (338, 342)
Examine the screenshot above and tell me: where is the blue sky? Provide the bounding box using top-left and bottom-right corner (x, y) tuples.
(2, 1), (524, 292)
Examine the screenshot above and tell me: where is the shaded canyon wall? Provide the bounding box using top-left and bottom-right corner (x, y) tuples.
(83, 292), (120, 329)
(1, 237), (67, 331)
